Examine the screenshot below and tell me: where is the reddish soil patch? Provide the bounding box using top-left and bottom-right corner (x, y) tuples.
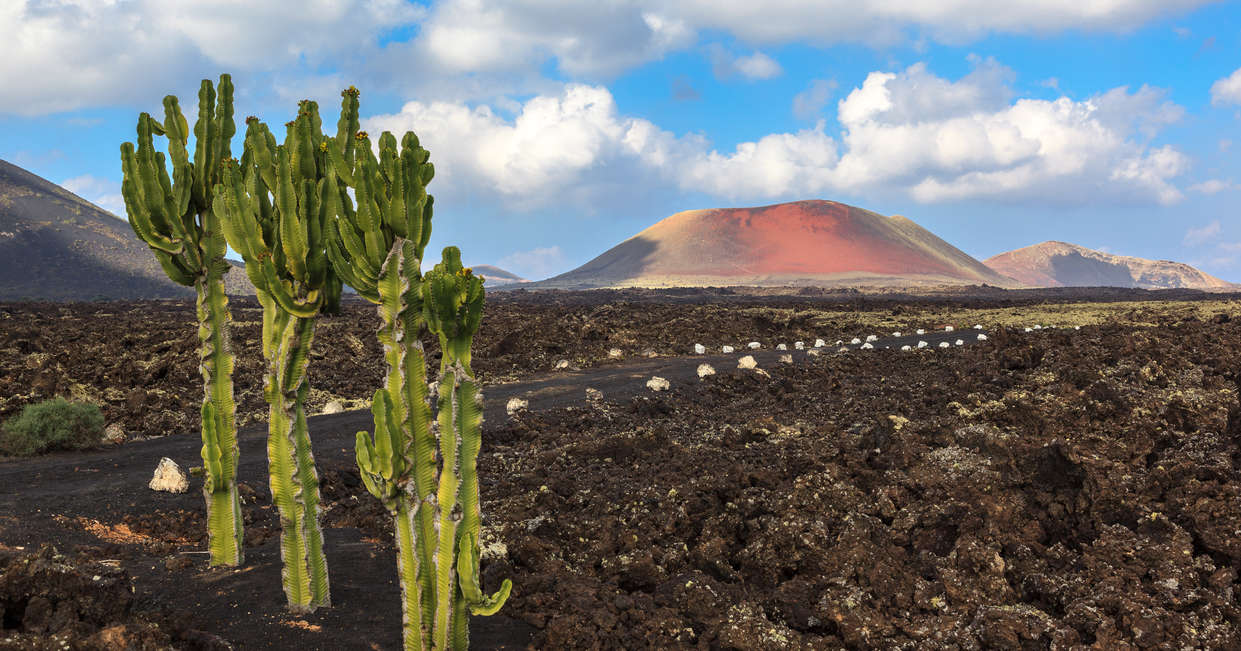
(1, 290), (1241, 648)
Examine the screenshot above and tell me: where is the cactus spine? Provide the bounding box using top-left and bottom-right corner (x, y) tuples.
(214, 99), (346, 613)
(120, 75), (243, 567)
(336, 89), (508, 649)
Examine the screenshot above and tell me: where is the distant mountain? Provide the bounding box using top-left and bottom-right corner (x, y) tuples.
(0, 159), (254, 301)
(983, 241), (1235, 290)
(472, 264), (527, 287)
(530, 200), (1017, 289)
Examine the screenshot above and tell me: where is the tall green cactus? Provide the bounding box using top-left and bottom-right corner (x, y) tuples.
(214, 98), (346, 613)
(333, 89), (508, 649)
(120, 75), (243, 567)
(424, 247), (512, 649)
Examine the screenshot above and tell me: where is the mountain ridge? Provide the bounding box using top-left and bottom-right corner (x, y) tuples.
(983, 240), (1235, 290)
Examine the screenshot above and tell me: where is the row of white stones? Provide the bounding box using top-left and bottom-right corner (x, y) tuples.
(690, 324), (990, 355)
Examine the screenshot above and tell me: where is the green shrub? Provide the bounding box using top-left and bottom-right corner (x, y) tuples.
(0, 398), (105, 456)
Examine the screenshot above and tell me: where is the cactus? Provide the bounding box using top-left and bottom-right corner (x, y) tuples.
(214, 98), (347, 613)
(119, 75), (243, 567)
(424, 247), (511, 649)
(334, 90), (507, 648)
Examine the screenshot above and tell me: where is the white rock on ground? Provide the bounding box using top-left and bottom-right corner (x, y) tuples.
(697, 363), (716, 378)
(748, 342), (762, 350)
(916, 329), (926, 335)
(974, 324), (983, 329)
(901, 345), (912, 351)
(861, 343), (874, 350)
(322, 400), (344, 415)
(608, 348), (623, 359)
(892, 332), (901, 337)
(1033, 325), (1042, 330)
(738, 355), (758, 370)
(779, 354), (793, 364)
(850, 337), (862, 344)
(977, 334), (988, 341)
(835, 340), (843, 346)
(955, 339), (964, 346)
(917, 341), (928, 348)
(939, 341), (951, 348)
(506, 397), (528, 416)
(103, 423), (125, 445)
(722, 345), (735, 353)
(647, 376), (670, 391)
(794, 341), (805, 350)
(1074, 326), (1081, 330)
(865, 335), (879, 342)
(693, 343), (706, 354)
(149, 457), (189, 494)
(776, 343), (787, 351)
(945, 326), (954, 332)
(838, 347), (849, 352)
(555, 359), (570, 369)
(814, 339), (826, 348)
(1024, 327), (1033, 333)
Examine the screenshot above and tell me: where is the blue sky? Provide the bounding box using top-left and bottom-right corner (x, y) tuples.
(2, 0), (1239, 280)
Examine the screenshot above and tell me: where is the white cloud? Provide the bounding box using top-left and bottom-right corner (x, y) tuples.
(0, 0), (422, 115)
(363, 61), (1190, 211)
(1183, 220), (1221, 246)
(705, 44), (782, 80)
(497, 246), (569, 280)
(792, 79), (837, 120)
(61, 174), (124, 217)
(1211, 67), (1241, 107)
(1188, 179), (1235, 194)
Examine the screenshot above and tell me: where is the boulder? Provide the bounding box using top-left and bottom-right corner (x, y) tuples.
(148, 457), (188, 494)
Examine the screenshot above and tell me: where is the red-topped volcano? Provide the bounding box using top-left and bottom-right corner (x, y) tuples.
(533, 200), (1016, 289)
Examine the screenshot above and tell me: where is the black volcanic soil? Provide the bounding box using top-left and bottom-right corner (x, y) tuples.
(2, 289), (1241, 648)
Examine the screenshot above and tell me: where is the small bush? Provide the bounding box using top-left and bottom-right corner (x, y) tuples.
(0, 398), (105, 456)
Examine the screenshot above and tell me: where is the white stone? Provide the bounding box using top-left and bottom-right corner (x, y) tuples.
(322, 400), (345, 415)
(697, 364), (716, 378)
(865, 334), (879, 342)
(693, 343), (706, 355)
(721, 345), (735, 353)
(776, 343), (788, 351)
(977, 334), (988, 341)
(555, 359), (570, 369)
(917, 341), (928, 348)
(149, 457), (189, 494)
(835, 340), (843, 346)
(738, 355), (758, 370)
(608, 348), (623, 359)
(916, 329), (926, 335)
(974, 324), (983, 329)
(850, 338), (862, 344)
(838, 347), (849, 352)
(955, 339), (964, 346)
(1033, 324), (1042, 330)
(506, 397), (529, 416)
(814, 339), (826, 348)
(860, 342), (873, 350)
(748, 341), (761, 350)
(891, 332), (901, 337)
(779, 354), (793, 364)
(901, 345), (912, 351)
(794, 341), (805, 350)
(939, 341), (950, 348)
(1024, 327), (1032, 333)
(646, 376), (670, 392)
(1074, 326), (1081, 330)
(945, 326), (954, 332)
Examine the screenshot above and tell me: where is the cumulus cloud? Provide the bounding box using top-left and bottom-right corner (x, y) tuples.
(1211, 67), (1241, 107)
(1183, 220), (1221, 246)
(792, 79), (837, 120)
(705, 45), (782, 80)
(61, 174), (124, 217)
(0, 0), (422, 115)
(497, 246), (569, 280)
(363, 60), (1190, 211)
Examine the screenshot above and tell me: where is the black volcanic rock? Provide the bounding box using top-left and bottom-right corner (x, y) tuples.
(0, 159), (254, 300)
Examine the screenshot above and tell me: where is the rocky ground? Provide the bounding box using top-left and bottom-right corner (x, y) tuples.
(2, 288), (1241, 648)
